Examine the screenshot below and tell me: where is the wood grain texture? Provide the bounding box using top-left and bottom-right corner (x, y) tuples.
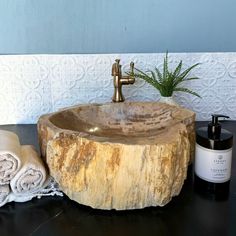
(38, 102), (195, 210)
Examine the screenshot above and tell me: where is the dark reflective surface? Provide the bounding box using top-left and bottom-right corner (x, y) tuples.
(0, 122), (235, 236)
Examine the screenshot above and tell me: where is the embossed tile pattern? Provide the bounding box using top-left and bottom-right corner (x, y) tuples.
(0, 53), (235, 124)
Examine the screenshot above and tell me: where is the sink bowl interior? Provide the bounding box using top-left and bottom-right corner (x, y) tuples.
(49, 102), (192, 142)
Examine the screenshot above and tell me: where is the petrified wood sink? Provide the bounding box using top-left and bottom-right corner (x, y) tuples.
(38, 102), (195, 210)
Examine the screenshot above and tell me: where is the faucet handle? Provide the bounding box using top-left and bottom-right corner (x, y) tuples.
(115, 59), (120, 65)
(112, 59), (121, 76)
(130, 62), (134, 74)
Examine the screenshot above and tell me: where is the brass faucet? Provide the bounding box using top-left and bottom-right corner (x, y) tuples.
(112, 59), (135, 102)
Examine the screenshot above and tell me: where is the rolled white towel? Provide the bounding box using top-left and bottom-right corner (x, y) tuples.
(0, 130), (22, 185)
(0, 184), (10, 207)
(0, 177), (63, 208)
(10, 145), (47, 194)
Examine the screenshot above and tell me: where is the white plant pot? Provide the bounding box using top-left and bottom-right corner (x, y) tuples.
(159, 96), (179, 106)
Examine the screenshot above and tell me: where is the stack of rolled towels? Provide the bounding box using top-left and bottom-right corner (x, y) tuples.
(0, 130), (62, 207)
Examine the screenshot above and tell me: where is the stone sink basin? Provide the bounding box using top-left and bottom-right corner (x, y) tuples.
(38, 102), (195, 210)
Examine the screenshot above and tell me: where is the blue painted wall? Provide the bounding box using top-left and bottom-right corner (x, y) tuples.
(0, 0), (235, 54)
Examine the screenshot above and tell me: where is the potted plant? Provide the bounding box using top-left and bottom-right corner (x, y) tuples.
(128, 52), (201, 106)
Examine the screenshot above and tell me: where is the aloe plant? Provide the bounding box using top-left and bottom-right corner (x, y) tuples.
(128, 53), (201, 98)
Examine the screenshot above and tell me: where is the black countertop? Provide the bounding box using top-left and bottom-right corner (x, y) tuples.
(0, 122), (235, 236)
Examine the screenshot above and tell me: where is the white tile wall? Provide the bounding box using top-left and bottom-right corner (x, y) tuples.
(0, 53), (236, 124)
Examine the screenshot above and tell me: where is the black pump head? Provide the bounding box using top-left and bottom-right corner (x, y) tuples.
(208, 114), (230, 138)
(211, 114), (229, 125)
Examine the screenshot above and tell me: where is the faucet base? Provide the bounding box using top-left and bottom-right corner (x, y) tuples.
(112, 90), (125, 102)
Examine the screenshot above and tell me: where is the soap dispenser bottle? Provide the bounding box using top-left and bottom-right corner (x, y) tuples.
(194, 114), (233, 197)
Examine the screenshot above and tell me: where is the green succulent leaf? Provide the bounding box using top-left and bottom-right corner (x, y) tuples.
(179, 63), (200, 77)
(126, 52), (201, 98)
(174, 63), (201, 86)
(173, 60), (182, 77)
(174, 87), (201, 98)
(150, 70), (157, 82)
(163, 52), (169, 81)
(183, 77), (200, 81)
(155, 67), (163, 82)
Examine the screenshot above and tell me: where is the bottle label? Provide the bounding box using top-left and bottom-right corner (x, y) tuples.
(195, 144), (232, 183)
